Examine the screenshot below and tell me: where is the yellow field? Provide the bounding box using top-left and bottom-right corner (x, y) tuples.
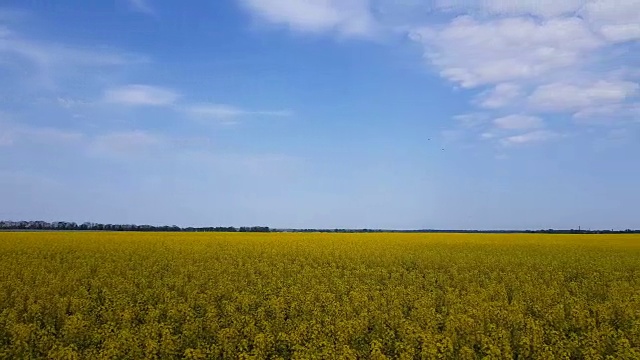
(0, 232), (639, 359)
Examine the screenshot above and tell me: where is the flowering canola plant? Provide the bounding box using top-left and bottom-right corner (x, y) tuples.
(0, 232), (639, 359)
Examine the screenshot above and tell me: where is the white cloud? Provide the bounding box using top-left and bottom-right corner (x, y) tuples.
(186, 104), (292, 123)
(472, 114), (547, 146)
(477, 83), (522, 109)
(434, 0), (586, 18)
(581, 0), (640, 42)
(493, 115), (544, 130)
(500, 130), (559, 146)
(405, 1), (640, 148)
(528, 80), (639, 113)
(238, 0), (376, 37)
(599, 24), (640, 43)
(410, 16), (602, 88)
(104, 85), (179, 106)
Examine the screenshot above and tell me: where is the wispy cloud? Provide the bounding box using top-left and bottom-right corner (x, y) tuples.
(0, 119), (296, 171)
(0, 121), (85, 148)
(0, 31), (145, 68)
(100, 85), (292, 123)
(56, 97), (92, 109)
(574, 103), (640, 122)
(500, 130), (560, 146)
(238, 0), (377, 37)
(1, 119), (188, 159)
(103, 85), (180, 106)
(186, 104), (293, 124)
(493, 115), (544, 130)
(127, 0), (155, 15)
(0, 20), (147, 90)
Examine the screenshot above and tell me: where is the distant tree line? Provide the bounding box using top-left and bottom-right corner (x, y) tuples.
(0, 221), (269, 233)
(0, 221), (638, 234)
(523, 229), (640, 234)
(280, 229), (640, 234)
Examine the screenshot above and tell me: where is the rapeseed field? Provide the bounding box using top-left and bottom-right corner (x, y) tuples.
(0, 232), (639, 359)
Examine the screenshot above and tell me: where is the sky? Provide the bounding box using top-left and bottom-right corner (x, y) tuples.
(0, 0), (639, 230)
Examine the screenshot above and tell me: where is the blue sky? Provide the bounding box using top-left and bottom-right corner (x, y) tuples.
(0, 0), (639, 230)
